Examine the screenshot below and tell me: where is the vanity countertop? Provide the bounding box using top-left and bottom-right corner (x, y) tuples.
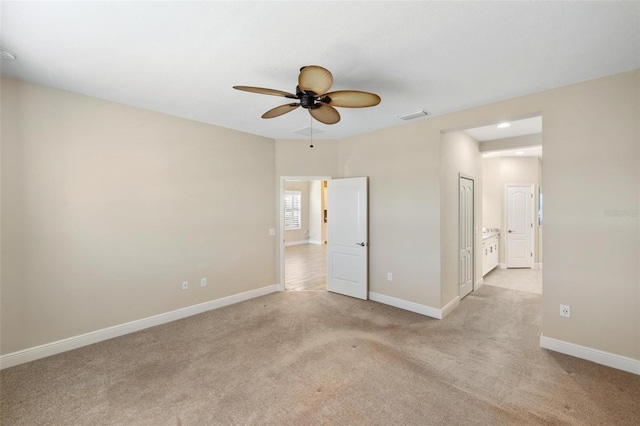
(482, 228), (500, 240)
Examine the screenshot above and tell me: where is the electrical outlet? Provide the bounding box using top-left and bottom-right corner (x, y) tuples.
(560, 304), (570, 318)
(182, 281), (189, 290)
(387, 273), (393, 281)
(200, 277), (207, 287)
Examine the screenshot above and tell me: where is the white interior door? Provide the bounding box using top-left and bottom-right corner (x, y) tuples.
(327, 177), (368, 300)
(506, 185), (534, 268)
(459, 177), (474, 299)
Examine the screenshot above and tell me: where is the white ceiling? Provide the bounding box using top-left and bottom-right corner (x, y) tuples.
(464, 116), (542, 142)
(467, 116), (542, 157)
(1, 1), (638, 140)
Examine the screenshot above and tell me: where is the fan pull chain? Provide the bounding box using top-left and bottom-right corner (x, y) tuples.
(309, 115), (314, 148)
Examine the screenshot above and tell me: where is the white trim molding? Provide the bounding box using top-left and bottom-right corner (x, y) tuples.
(498, 263), (506, 269)
(474, 278), (484, 291)
(441, 296), (461, 318)
(284, 240), (309, 247)
(0, 284), (278, 370)
(369, 292), (446, 319)
(540, 334), (640, 376)
(533, 263), (543, 269)
(308, 240), (323, 245)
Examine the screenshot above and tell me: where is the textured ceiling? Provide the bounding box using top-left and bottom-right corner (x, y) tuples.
(1, 1), (638, 140)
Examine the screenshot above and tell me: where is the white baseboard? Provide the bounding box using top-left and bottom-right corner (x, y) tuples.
(369, 291), (443, 319)
(534, 263), (543, 269)
(308, 240), (322, 245)
(284, 240), (309, 247)
(0, 284), (278, 370)
(540, 334), (640, 376)
(440, 296), (460, 318)
(498, 263), (506, 269)
(474, 278), (484, 291)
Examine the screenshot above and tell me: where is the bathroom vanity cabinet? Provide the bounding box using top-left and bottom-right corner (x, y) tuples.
(482, 232), (499, 276)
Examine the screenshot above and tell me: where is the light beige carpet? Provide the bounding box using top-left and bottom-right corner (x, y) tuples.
(2, 285), (639, 425)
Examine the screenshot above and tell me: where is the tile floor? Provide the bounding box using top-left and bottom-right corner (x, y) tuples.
(285, 244), (542, 295)
(284, 243), (326, 291)
(482, 267), (542, 294)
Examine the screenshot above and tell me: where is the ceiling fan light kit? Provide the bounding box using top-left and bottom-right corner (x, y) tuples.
(233, 65), (381, 125)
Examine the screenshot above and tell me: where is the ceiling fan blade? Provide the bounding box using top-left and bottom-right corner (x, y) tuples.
(324, 90), (381, 108)
(262, 103), (300, 119)
(298, 66), (333, 95)
(309, 104), (340, 125)
(233, 86), (296, 98)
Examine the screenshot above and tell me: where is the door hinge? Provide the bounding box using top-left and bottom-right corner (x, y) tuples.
(531, 252), (533, 257)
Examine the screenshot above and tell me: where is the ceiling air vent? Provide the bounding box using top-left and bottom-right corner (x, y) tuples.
(293, 126), (327, 137)
(0, 49), (17, 61)
(397, 109), (430, 120)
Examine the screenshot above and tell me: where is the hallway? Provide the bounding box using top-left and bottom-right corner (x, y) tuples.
(284, 243), (326, 291)
(483, 268), (542, 295)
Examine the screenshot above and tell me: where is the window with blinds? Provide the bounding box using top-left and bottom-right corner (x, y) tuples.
(284, 191), (302, 230)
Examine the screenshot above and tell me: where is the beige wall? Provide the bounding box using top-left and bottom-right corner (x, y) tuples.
(336, 123), (442, 307)
(308, 180), (323, 244)
(540, 72), (638, 358)
(3, 69), (639, 364)
(479, 134), (542, 152)
(336, 70), (638, 360)
(482, 157), (502, 229)
(482, 156), (542, 263)
(275, 139), (338, 178)
(1, 78), (277, 354)
(440, 131), (483, 306)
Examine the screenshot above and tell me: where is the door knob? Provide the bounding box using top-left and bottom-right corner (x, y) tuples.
(508, 230), (513, 233)
(357, 242), (366, 246)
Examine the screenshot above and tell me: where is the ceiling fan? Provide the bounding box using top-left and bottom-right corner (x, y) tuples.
(233, 66), (381, 125)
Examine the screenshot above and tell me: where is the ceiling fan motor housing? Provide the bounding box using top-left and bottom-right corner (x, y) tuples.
(296, 86), (321, 109)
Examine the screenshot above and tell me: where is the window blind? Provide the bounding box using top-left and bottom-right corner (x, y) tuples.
(284, 191), (302, 230)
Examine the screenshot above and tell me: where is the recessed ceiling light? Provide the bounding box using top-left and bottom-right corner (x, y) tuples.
(0, 49), (17, 61)
(516, 150), (525, 155)
(497, 122), (511, 129)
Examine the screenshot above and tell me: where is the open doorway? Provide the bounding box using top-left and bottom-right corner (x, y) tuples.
(465, 115), (543, 295)
(281, 177), (330, 291)
(279, 176), (369, 299)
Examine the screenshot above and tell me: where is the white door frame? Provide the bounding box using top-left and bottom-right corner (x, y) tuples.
(459, 173), (475, 298)
(504, 183), (535, 269)
(278, 176), (332, 291)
